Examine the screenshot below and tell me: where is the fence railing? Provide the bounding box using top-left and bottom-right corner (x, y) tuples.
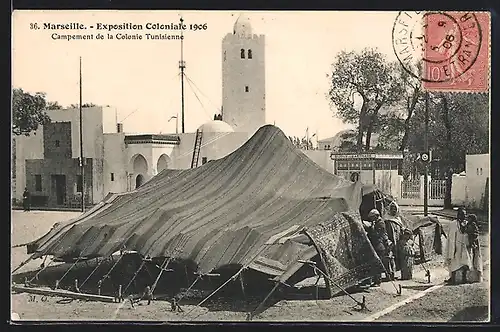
(430, 180), (446, 199)
(400, 178), (447, 203)
(401, 180), (420, 199)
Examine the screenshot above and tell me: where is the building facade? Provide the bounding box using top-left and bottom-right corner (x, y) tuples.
(331, 151), (403, 198)
(14, 107), (249, 208)
(451, 153), (490, 210)
(13, 16), (264, 208)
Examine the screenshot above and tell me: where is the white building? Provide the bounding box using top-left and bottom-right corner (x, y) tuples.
(451, 153), (490, 209)
(13, 16), (265, 208)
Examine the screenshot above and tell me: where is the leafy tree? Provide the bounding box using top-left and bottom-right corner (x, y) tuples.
(397, 65), (423, 151)
(407, 92), (489, 175)
(12, 88), (51, 136)
(47, 101), (63, 110)
(328, 48), (403, 150)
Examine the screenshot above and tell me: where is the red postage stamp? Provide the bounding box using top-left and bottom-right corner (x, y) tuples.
(392, 11), (490, 92)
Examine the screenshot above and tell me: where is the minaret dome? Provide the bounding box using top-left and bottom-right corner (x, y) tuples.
(233, 15), (253, 37)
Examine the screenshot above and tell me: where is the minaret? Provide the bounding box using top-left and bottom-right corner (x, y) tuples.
(221, 15), (266, 137)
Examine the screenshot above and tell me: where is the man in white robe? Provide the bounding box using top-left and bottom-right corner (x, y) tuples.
(444, 208), (472, 284)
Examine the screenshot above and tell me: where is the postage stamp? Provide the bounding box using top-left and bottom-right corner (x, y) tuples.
(11, 9), (491, 324)
(392, 11), (490, 92)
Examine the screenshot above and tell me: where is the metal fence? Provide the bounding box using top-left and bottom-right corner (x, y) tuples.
(401, 179), (420, 199)
(401, 179), (447, 201)
(430, 180), (447, 199)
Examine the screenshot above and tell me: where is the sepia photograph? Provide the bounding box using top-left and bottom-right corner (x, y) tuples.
(11, 10), (491, 323)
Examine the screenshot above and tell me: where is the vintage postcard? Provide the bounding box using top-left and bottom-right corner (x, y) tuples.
(11, 10), (491, 323)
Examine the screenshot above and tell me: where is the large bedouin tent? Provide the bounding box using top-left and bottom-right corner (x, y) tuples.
(19, 125), (412, 300)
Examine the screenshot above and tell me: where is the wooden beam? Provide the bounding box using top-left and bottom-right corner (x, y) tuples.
(12, 285), (117, 303)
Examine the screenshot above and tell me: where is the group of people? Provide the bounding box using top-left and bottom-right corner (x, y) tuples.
(444, 207), (483, 284)
(360, 202), (415, 287)
(359, 203), (483, 288)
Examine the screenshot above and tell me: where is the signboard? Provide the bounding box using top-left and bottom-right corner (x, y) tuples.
(330, 152), (403, 160)
(415, 151), (432, 163)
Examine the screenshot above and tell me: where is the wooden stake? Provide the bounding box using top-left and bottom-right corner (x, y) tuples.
(239, 272), (246, 300)
(118, 284), (123, 302)
(248, 281), (281, 321)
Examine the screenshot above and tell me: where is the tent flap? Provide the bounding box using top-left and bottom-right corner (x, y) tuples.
(305, 211), (384, 296)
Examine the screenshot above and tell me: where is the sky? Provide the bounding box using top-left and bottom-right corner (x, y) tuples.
(12, 10), (401, 140)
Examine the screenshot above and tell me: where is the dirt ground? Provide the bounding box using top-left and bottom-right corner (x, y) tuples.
(10, 210), (491, 322)
(378, 282), (489, 322)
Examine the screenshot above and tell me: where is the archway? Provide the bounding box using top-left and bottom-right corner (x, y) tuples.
(132, 154), (148, 174)
(135, 174), (144, 188)
(157, 154), (171, 173)
(130, 154), (148, 190)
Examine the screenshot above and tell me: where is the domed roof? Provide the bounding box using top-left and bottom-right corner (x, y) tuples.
(233, 15), (253, 37)
(198, 120), (234, 133)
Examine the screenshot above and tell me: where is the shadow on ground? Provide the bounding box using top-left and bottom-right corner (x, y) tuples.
(448, 305), (489, 322)
(12, 256), (288, 316)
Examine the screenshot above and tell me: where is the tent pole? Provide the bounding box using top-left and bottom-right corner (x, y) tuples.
(175, 275), (202, 302)
(247, 281), (281, 321)
(12, 254), (36, 274)
(100, 254), (124, 282)
(150, 256), (174, 294)
(185, 267), (244, 316)
(301, 261), (368, 310)
(123, 260), (146, 294)
(313, 272), (320, 300)
(239, 272), (246, 301)
(80, 257), (106, 289)
(28, 257), (55, 284)
(56, 257), (85, 289)
(186, 243), (269, 316)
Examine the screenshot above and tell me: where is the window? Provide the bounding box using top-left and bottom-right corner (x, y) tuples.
(35, 175), (42, 191)
(480, 167), (483, 175)
(202, 157), (208, 165)
(77, 175), (83, 193)
(223, 50), (226, 61)
(245, 85), (249, 92)
(240, 49), (245, 59)
(111, 173), (115, 181)
(55, 140), (60, 147)
(248, 49), (253, 59)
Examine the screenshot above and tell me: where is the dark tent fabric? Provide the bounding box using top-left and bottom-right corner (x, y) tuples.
(305, 211), (384, 296)
(400, 215), (446, 261)
(25, 125), (381, 284)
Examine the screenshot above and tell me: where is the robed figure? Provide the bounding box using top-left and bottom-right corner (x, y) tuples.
(444, 208), (472, 284)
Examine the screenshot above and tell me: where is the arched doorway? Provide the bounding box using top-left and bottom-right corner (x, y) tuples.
(157, 154), (171, 173)
(130, 154), (148, 190)
(135, 174), (144, 188)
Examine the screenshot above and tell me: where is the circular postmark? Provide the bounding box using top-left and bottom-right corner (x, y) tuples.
(392, 11), (482, 83)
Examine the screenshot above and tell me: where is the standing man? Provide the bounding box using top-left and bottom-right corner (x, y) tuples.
(22, 187), (31, 212)
(444, 208), (471, 284)
(365, 209), (394, 285)
(399, 228), (415, 280)
(466, 214), (483, 283)
(384, 202), (404, 271)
